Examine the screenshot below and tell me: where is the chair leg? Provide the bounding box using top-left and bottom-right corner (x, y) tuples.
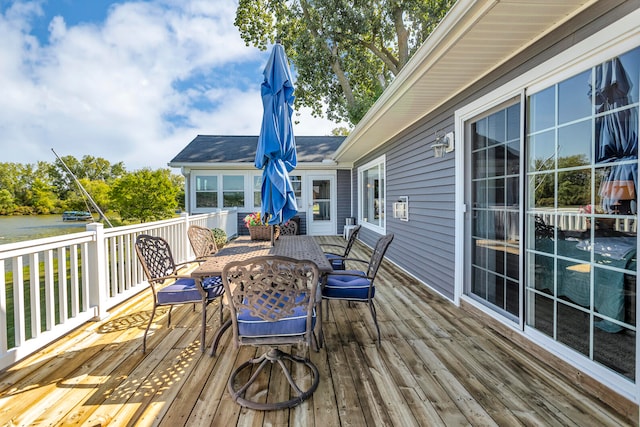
(167, 306), (173, 327)
(227, 348), (319, 410)
(211, 319), (232, 356)
(143, 304), (158, 353)
(200, 299), (207, 353)
(369, 301), (381, 347)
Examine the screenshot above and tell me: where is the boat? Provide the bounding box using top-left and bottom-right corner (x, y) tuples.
(62, 211), (94, 221)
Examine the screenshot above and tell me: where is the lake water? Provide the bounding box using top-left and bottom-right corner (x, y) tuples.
(0, 215), (89, 245)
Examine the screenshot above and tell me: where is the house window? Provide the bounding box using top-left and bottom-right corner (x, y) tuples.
(359, 156), (385, 230)
(253, 175), (262, 208)
(195, 176), (217, 208)
(291, 175), (302, 208)
(252, 174), (301, 209)
(222, 175), (244, 207)
(526, 46), (638, 382)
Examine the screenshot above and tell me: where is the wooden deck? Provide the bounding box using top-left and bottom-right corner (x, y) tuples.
(0, 236), (636, 426)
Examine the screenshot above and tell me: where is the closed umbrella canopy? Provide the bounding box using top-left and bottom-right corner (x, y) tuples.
(256, 43), (298, 226)
(593, 56), (638, 214)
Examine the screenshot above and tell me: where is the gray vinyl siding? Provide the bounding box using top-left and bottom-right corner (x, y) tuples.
(354, 113), (456, 299)
(336, 169), (352, 235)
(351, 1), (636, 301)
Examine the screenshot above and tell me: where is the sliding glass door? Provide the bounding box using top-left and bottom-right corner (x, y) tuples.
(525, 47), (639, 381)
(467, 101), (522, 319)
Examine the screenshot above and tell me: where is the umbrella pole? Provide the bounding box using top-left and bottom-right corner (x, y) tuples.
(271, 225), (275, 246)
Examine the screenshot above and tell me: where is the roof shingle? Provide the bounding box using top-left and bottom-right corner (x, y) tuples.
(169, 135), (345, 164)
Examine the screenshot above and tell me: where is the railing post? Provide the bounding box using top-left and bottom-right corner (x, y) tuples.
(87, 222), (109, 320)
(181, 212), (191, 263)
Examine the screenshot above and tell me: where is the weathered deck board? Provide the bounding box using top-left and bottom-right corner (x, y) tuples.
(0, 236), (636, 426)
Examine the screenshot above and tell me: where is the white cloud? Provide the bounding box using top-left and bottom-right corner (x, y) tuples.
(0, 0), (342, 171)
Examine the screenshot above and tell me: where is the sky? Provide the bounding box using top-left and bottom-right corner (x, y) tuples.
(0, 0), (342, 170)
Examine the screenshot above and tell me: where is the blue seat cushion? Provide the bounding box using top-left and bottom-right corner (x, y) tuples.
(237, 294), (316, 338)
(157, 276), (223, 304)
(324, 270), (373, 300)
(202, 276), (225, 298)
(325, 253), (345, 270)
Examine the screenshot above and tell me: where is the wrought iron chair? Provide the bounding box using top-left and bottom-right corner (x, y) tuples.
(278, 220), (298, 236)
(187, 225), (219, 260)
(322, 233), (394, 346)
(222, 255), (320, 410)
(134, 234), (224, 353)
(321, 224), (361, 270)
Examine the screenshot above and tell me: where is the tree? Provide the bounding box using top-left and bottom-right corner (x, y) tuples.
(169, 173), (185, 210)
(331, 126), (350, 136)
(0, 163), (22, 202)
(109, 169), (179, 223)
(64, 178), (112, 212)
(49, 155), (126, 200)
(0, 189), (15, 214)
(235, 0), (454, 124)
(26, 178), (58, 214)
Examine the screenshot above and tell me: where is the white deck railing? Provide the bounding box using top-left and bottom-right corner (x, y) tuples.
(534, 211), (637, 233)
(0, 210), (237, 370)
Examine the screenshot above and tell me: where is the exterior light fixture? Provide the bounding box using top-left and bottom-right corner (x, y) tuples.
(431, 131), (455, 158)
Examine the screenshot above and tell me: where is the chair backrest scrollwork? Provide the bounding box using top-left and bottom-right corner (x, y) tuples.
(279, 221), (298, 236)
(188, 225), (219, 259)
(222, 255), (319, 347)
(343, 224), (362, 256)
(367, 233), (394, 280)
(135, 234), (177, 285)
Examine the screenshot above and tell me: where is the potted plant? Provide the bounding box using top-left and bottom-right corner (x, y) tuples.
(243, 212), (280, 240)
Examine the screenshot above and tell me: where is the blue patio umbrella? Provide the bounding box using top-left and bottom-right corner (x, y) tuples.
(255, 42), (298, 229)
(593, 56), (638, 214)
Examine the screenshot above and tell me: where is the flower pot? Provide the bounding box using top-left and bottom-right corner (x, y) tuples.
(248, 225), (280, 241)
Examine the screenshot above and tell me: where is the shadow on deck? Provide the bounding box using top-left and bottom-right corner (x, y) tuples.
(0, 236), (636, 426)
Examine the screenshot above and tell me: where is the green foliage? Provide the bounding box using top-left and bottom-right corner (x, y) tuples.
(211, 228), (227, 249)
(235, 0), (455, 125)
(0, 189), (15, 214)
(27, 178), (58, 214)
(331, 127), (350, 136)
(109, 168), (179, 223)
(169, 173), (186, 210)
(0, 157), (183, 223)
(48, 155), (126, 200)
(534, 155), (591, 208)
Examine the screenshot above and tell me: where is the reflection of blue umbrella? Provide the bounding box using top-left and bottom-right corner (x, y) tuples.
(593, 57), (638, 213)
(255, 43), (298, 229)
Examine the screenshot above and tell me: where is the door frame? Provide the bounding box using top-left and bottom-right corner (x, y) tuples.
(454, 89), (525, 314)
(306, 173), (337, 236)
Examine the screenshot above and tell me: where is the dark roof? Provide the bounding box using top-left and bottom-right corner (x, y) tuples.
(169, 135), (346, 164)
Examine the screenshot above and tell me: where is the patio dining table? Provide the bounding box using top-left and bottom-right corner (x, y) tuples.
(191, 235), (333, 355)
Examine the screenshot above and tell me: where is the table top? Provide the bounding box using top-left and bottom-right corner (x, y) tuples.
(191, 235), (333, 279)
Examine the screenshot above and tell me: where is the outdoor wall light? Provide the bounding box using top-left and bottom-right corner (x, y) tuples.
(431, 131), (455, 158)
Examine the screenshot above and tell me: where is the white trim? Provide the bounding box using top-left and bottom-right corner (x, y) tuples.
(524, 327), (637, 402)
(454, 11), (640, 402)
(461, 294), (637, 402)
(357, 155), (387, 234)
(173, 162), (344, 170)
(454, 109), (464, 306)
